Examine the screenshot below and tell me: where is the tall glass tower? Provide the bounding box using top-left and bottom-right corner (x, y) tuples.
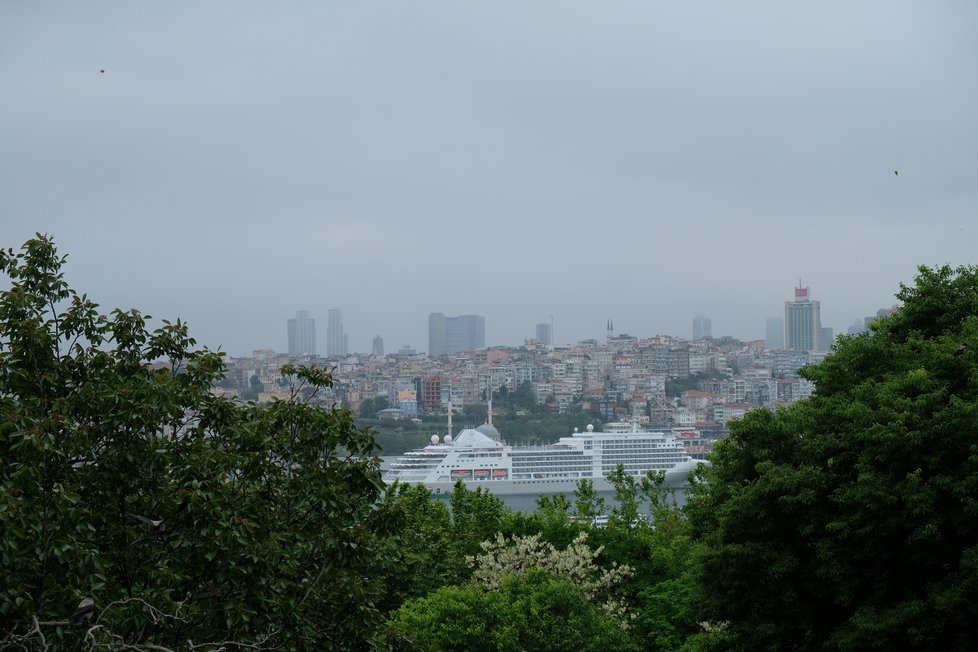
(327, 307), (347, 357)
(692, 314), (712, 340)
(287, 310), (316, 357)
(428, 313), (485, 356)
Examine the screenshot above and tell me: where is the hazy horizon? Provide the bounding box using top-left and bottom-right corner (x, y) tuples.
(3, 2), (976, 355)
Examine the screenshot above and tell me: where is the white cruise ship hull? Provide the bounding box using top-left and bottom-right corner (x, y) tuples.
(383, 423), (706, 496)
(406, 458), (702, 496)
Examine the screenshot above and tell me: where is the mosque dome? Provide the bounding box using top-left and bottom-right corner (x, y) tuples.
(475, 423), (501, 442)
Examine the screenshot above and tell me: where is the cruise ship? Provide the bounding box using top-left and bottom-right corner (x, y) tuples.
(382, 420), (704, 496)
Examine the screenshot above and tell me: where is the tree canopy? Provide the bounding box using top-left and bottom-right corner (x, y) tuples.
(390, 567), (639, 651)
(686, 264), (978, 650)
(0, 236), (386, 650)
(11, 236), (975, 651)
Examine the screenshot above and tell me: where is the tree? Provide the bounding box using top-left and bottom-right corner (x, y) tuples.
(369, 482), (464, 613)
(359, 395), (389, 419)
(528, 492), (581, 548)
(466, 531), (633, 617)
(391, 570), (638, 651)
(686, 264), (978, 650)
(448, 481), (508, 557)
(0, 236), (387, 650)
(241, 372), (264, 402)
(573, 478), (607, 525)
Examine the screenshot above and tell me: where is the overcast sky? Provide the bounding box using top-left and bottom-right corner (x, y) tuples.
(3, 1), (977, 356)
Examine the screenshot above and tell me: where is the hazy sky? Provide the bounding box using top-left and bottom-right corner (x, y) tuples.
(3, 2), (977, 355)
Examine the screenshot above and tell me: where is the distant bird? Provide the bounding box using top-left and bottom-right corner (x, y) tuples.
(954, 344), (968, 357)
(126, 512), (165, 539)
(100, 69), (105, 73)
(894, 170), (899, 176)
(71, 597), (95, 626)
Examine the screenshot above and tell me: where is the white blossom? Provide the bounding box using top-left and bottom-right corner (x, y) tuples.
(465, 532), (633, 621)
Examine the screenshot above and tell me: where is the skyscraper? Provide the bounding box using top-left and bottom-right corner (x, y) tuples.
(785, 285), (821, 353)
(287, 309), (316, 357)
(428, 313), (485, 355)
(766, 317), (785, 350)
(428, 313), (447, 357)
(327, 307), (347, 357)
(535, 322), (552, 346)
(692, 315), (712, 340)
(820, 327), (834, 353)
(372, 335), (384, 356)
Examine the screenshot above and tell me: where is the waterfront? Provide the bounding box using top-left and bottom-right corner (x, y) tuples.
(432, 487), (689, 515)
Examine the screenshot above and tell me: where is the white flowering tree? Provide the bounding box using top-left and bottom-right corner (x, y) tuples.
(467, 531), (633, 620)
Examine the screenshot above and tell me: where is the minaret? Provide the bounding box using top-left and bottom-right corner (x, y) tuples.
(486, 385), (493, 427)
(607, 318), (615, 343)
(447, 399), (453, 439)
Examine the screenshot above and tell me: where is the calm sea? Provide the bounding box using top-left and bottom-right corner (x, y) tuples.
(433, 488), (688, 515)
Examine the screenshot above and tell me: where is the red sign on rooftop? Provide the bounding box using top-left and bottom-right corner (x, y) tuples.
(795, 287), (809, 299)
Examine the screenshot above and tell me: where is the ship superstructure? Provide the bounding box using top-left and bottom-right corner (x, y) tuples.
(383, 422), (702, 495)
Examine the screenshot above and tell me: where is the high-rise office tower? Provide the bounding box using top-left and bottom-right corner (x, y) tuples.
(766, 317), (785, 350)
(428, 313), (485, 355)
(820, 327), (834, 353)
(327, 307), (347, 357)
(372, 335), (384, 356)
(447, 314), (484, 353)
(287, 309), (316, 357)
(692, 315), (712, 340)
(785, 285), (821, 353)
(535, 322), (552, 346)
(428, 313), (447, 356)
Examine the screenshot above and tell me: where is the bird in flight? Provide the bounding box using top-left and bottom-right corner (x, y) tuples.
(100, 69), (105, 73)
(126, 512), (166, 539)
(894, 170), (899, 176)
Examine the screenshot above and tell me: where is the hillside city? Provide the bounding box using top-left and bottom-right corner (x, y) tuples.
(216, 286), (897, 458)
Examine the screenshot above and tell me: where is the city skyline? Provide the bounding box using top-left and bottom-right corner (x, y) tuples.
(3, 2), (976, 357)
(279, 285), (890, 356)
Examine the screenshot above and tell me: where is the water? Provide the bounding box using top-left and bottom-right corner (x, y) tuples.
(434, 488), (688, 515)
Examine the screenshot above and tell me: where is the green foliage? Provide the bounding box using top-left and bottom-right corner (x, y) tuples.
(573, 468), (704, 650)
(0, 236), (386, 650)
(359, 395), (390, 419)
(492, 381), (540, 413)
(370, 481), (510, 615)
(686, 264), (978, 650)
(493, 409), (599, 444)
(448, 481), (508, 557)
(607, 465), (642, 528)
(370, 483), (463, 613)
(390, 570), (639, 651)
(573, 478), (607, 524)
(371, 462), (701, 650)
(665, 372), (725, 398)
(467, 531), (634, 619)
(529, 492), (581, 548)
(363, 422), (433, 457)
(634, 576), (696, 651)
